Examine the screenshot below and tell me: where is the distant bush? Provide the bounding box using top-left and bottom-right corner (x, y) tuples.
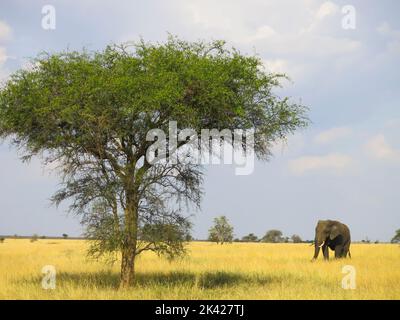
(30, 234), (39, 242)
(241, 233), (259, 242)
(361, 237), (371, 244)
(283, 237), (289, 243)
(62, 233), (68, 239)
(0, 237), (5, 243)
(391, 229), (400, 244)
(291, 234), (303, 243)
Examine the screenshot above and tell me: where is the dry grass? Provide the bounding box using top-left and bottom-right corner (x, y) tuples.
(0, 239), (399, 299)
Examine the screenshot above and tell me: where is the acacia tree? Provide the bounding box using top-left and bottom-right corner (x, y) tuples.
(208, 216), (234, 244)
(0, 37), (308, 288)
(261, 229), (284, 243)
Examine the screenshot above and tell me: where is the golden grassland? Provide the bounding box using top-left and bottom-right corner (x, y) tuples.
(0, 239), (399, 299)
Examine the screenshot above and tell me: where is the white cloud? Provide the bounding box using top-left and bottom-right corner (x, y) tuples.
(272, 133), (305, 156)
(177, 0), (245, 37)
(240, 28), (360, 58)
(385, 118), (400, 129)
(288, 153), (354, 175)
(167, 0), (361, 83)
(261, 55), (311, 81)
(300, 1), (339, 34)
(0, 20), (12, 82)
(0, 47), (7, 65)
(377, 22), (400, 55)
(386, 41), (400, 55)
(314, 127), (352, 144)
(0, 47), (9, 82)
(364, 134), (400, 162)
(315, 1), (339, 20)
(172, 0), (360, 54)
(246, 25), (277, 42)
(377, 22), (391, 36)
(0, 21), (11, 40)
(377, 22), (400, 38)
(262, 57), (306, 81)
(262, 58), (289, 74)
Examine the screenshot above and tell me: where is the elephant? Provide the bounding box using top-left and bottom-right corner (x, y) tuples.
(312, 220), (351, 260)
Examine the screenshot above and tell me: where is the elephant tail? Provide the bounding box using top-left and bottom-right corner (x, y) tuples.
(348, 250), (352, 259)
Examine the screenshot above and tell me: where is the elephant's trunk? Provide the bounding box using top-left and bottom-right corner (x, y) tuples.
(313, 239), (322, 259)
(313, 238), (327, 260)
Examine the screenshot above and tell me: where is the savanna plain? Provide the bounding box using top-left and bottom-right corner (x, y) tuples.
(0, 239), (399, 299)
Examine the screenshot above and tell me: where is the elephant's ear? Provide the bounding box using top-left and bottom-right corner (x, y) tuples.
(330, 225), (340, 240)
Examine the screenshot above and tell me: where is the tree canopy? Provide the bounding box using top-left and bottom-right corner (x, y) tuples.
(291, 234), (302, 243)
(261, 230), (284, 243)
(0, 36), (308, 287)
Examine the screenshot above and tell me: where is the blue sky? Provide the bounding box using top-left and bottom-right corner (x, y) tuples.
(0, 0), (399, 241)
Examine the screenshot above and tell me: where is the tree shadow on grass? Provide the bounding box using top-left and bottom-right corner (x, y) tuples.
(21, 270), (290, 290)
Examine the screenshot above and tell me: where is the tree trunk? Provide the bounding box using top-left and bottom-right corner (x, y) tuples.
(119, 190), (138, 289)
(120, 243), (136, 288)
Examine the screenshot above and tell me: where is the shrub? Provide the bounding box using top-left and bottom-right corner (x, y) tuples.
(291, 234), (303, 243)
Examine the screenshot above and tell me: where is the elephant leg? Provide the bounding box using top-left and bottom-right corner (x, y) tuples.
(343, 242), (350, 258)
(323, 245), (329, 260)
(313, 245), (320, 260)
(335, 245), (343, 258)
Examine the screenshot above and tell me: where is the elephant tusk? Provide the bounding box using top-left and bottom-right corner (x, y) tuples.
(318, 241), (325, 248)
